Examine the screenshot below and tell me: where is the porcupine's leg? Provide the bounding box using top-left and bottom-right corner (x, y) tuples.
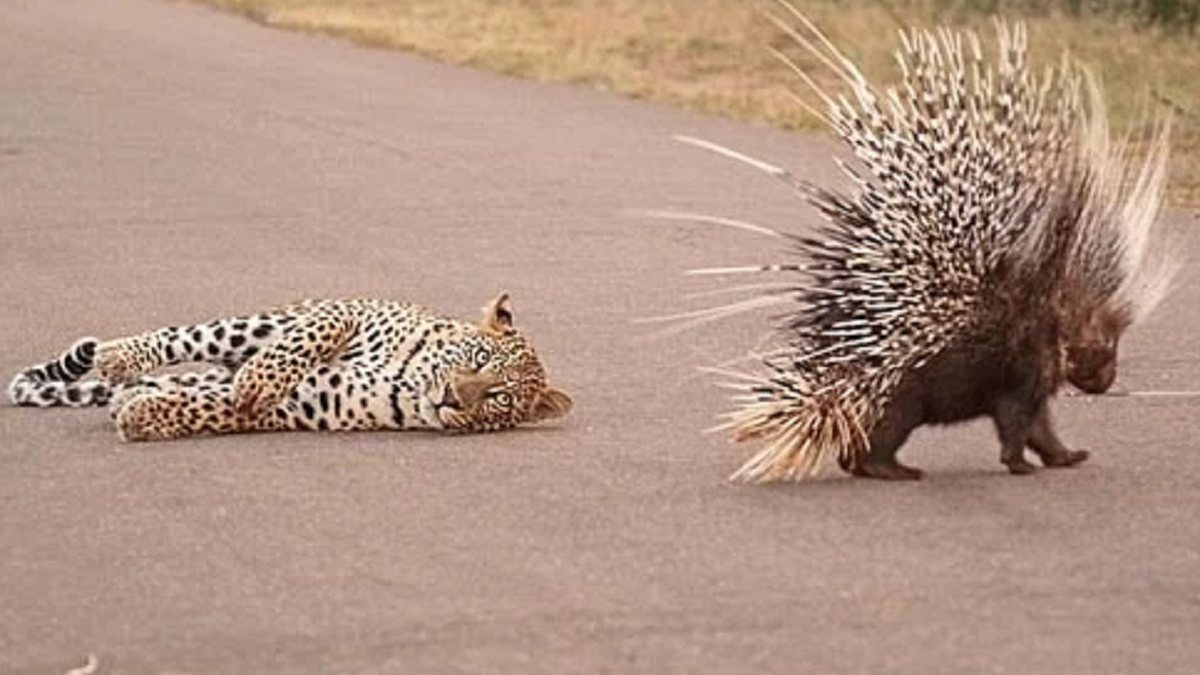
(1026, 402), (1090, 468)
(847, 396), (925, 480)
(993, 395), (1041, 475)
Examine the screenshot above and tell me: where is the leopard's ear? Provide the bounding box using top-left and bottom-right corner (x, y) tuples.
(529, 387), (573, 423)
(481, 291), (514, 335)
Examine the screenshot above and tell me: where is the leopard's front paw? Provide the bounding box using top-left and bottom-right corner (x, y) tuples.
(232, 367), (286, 420)
(107, 385), (140, 421)
(94, 341), (144, 384)
(113, 393), (180, 442)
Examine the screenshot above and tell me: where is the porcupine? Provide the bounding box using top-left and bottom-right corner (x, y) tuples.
(668, 5), (1176, 481)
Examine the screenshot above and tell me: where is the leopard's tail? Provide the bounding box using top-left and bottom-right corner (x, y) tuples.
(8, 337), (113, 407)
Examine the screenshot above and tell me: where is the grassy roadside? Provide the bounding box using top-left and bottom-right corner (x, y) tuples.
(186, 0), (1200, 205)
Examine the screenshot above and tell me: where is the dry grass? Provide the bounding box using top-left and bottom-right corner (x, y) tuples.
(187, 0), (1200, 205)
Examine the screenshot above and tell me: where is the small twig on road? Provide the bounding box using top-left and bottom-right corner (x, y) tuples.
(64, 654), (99, 675)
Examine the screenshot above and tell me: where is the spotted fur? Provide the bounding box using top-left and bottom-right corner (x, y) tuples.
(9, 293), (572, 442)
(8, 337), (110, 407)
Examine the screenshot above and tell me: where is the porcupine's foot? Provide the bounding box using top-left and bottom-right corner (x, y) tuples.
(1026, 402), (1089, 469)
(849, 411), (925, 479)
(1001, 443), (1039, 475)
(1003, 456), (1039, 475)
(851, 459), (924, 481)
(1036, 448), (1089, 468)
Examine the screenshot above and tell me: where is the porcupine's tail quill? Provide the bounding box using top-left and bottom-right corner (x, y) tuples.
(722, 392), (867, 482)
(1075, 80), (1178, 326)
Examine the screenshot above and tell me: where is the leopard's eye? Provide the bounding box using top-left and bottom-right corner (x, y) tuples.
(492, 391), (513, 407)
(473, 348), (491, 368)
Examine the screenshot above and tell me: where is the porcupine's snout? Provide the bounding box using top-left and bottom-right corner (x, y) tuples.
(1064, 305), (1126, 394)
(1066, 344), (1118, 394)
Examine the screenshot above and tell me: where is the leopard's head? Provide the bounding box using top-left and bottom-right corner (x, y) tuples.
(437, 292), (573, 432)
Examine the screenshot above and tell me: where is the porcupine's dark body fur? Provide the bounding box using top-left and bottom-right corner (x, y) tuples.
(807, 221), (1091, 479)
(858, 309), (1079, 479)
(671, 6), (1175, 482)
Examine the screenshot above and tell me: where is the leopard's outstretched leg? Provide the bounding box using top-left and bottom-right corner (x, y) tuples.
(94, 310), (305, 384)
(112, 381), (285, 442)
(232, 307), (360, 419)
(112, 364), (395, 441)
(107, 367), (235, 420)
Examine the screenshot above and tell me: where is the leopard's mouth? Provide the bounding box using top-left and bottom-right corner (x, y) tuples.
(434, 381), (508, 433)
(437, 378), (461, 410)
(433, 379), (469, 430)
(429, 369), (517, 433)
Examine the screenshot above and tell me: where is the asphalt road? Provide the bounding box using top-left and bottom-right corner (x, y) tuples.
(2, 1), (1198, 673)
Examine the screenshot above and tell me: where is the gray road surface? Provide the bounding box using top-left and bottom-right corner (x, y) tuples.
(2, 1), (1198, 673)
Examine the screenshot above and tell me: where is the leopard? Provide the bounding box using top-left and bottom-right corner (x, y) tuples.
(7, 292), (572, 442)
